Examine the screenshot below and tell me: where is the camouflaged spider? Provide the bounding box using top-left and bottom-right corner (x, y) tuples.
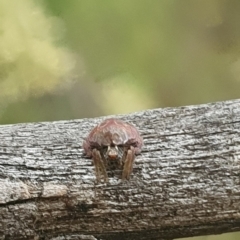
(83, 118), (143, 182)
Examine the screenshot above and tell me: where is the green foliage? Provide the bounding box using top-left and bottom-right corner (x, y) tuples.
(2, 0), (240, 125)
(46, 0), (240, 109)
(0, 0), (74, 103)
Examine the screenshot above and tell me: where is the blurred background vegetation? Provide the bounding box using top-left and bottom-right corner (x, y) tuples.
(2, 0), (240, 124)
(0, 0), (239, 239)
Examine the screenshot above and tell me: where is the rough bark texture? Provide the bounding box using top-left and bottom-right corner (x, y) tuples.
(0, 100), (240, 240)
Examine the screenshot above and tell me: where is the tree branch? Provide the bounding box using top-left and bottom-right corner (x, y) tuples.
(0, 99), (240, 240)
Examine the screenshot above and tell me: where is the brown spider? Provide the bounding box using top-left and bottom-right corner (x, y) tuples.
(83, 118), (143, 182)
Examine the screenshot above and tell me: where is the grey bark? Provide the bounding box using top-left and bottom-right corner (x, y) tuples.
(0, 99), (240, 240)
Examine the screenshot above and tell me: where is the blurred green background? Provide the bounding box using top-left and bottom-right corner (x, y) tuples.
(2, 0), (240, 124)
(0, 0), (239, 239)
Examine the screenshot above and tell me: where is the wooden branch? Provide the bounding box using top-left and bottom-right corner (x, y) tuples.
(0, 99), (240, 240)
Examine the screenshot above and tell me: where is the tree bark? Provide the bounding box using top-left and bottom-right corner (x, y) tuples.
(0, 99), (240, 240)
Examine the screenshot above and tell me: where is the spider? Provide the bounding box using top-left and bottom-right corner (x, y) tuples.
(83, 118), (143, 182)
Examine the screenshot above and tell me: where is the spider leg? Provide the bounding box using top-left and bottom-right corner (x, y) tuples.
(92, 149), (108, 183)
(122, 146), (135, 180)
